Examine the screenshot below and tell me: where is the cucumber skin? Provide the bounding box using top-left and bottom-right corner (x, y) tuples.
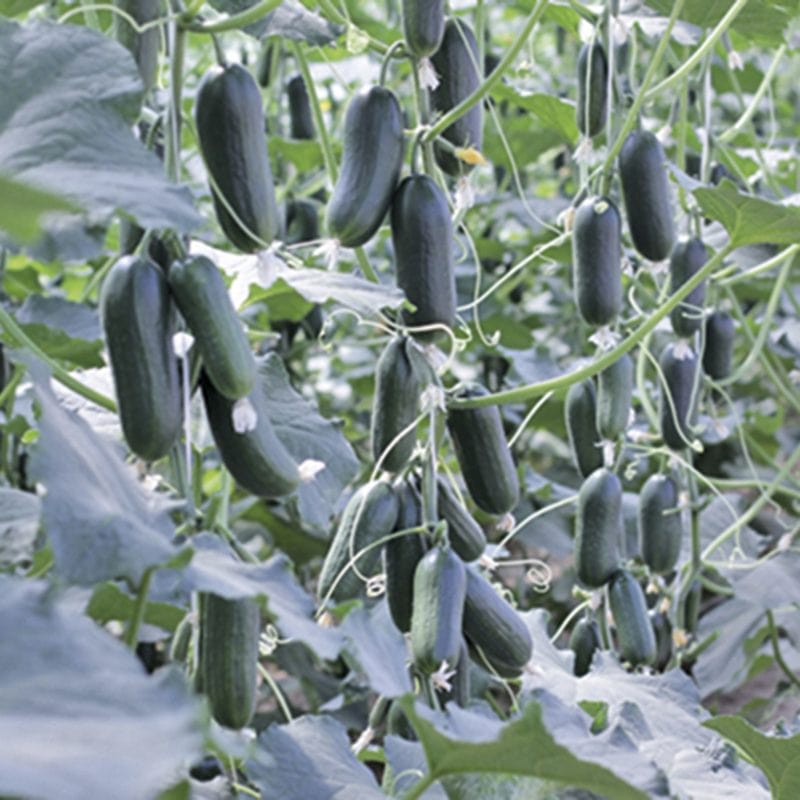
(430, 18), (483, 176)
(410, 546), (467, 674)
(576, 41), (608, 138)
(402, 0), (445, 58)
(638, 474), (683, 575)
(649, 610), (673, 671)
(255, 40), (273, 88)
(565, 379), (603, 478)
(100, 256), (181, 462)
(659, 343), (698, 450)
(285, 199), (320, 245)
(574, 467), (622, 589)
(391, 174), (457, 334)
(168, 256), (255, 400)
(287, 73), (314, 140)
(596, 352), (633, 441)
(608, 570), (657, 667)
(618, 130), (675, 261)
(669, 238), (708, 338)
(200, 594), (260, 730)
(195, 64), (279, 252)
(326, 86), (405, 247)
(703, 311), (735, 380)
(113, 0), (160, 92)
(570, 617), (601, 677)
(446, 384), (520, 516)
(436, 476), (487, 562)
(572, 196), (622, 327)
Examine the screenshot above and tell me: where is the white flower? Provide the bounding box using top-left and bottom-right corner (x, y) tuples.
(673, 340), (695, 361)
(727, 50), (744, 71)
(454, 176), (475, 214)
(420, 384), (446, 413)
(172, 331), (194, 358)
(431, 661), (458, 692)
(479, 553), (498, 572)
(232, 397), (258, 433)
(656, 124), (674, 147)
(298, 459), (326, 482)
(602, 439), (616, 467)
(313, 238), (341, 271)
(418, 57), (440, 91)
(227, 243), (288, 309)
(496, 512), (515, 533)
(573, 137), (594, 164)
(589, 326), (620, 350)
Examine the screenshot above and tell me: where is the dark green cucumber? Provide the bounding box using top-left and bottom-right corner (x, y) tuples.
(574, 467), (622, 589)
(596, 352), (633, 440)
(572, 195), (622, 326)
(446, 384), (519, 516)
(168, 255), (255, 400)
(681, 577), (702, 634)
(195, 63), (279, 252)
(638, 473), (683, 575)
(391, 174), (457, 334)
(255, 40), (274, 88)
(618, 130), (675, 261)
(703, 311), (735, 380)
(565, 379), (603, 478)
(100, 256), (181, 461)
(608, 570), (656, 666)
(199, 594), (260, 729)
(402, 0), (445, 58)
(669, 238), (708, 337)
(649, 610), (673, 671)
(287, 73), (314, 140)
(569, 616), (601, 677)
(462, 566), (533, 677)
(318, 481), (399, 602)
(371, 337), (421, 473)
(430, 18), (483, 176)
(113, 0), (160, 92)
(410, 545), (467, 673)
(285, 199), (320, 245)
(325, 85), (405, 247)
(436, 475), (487, 562)
(201, 370), (299, 498)
(659, 343), (698, 450)
(576, 40), (608, 138)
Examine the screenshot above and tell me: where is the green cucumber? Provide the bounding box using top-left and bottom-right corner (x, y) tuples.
(703, 311), (735, 380)
(576, 40), (608, 138)
(391, 174), (457, 334)
(287, 73), (314, 140)
(402, 0), (445, 58)
(574, 467), (622, 589)
(596, 352), (633, 441)
(618, 130), (675, 261)
(608, 569), (656, 666)
(168, 255), (255, 400)
(436, 475), (487, 562)
(569, 616), (601, 677)
(446, 384), (519, 516)
(669, 238), (708, 338)
(285, 199), (320, 244)
(326, 85), (405, 247)
(255, 40), (274, 87)
(371, 337), (421, 473)
(100, 256), (181, 462)
(410, 545), (467, 673)
(649, 610), (673, 671)
(199, 594), (260, 729)
(638, 473), (683, 575)
(565, 379), (603, 478)
(572, 196), (622, 327)
(681, 577), (702, 634)
(113, 0), (160, 92)
(195, 63), (279, 252)
(430, 18), (483, 176)
(659, 343), (698, 450)
(318, 481), (400, 603)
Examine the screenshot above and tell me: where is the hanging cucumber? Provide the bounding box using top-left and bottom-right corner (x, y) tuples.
(285, 198), (320, 244)
(576, 40), (608, 138)
(659, 343), (698, 450)
(574, 467), (622, 589)
(703, 311), (735, 380)
(608, 570), (656, 667)
(113, 0), (161, 93)
(402, 0), (445, 58)
(287, 73), (314, 140)
(669, 238), (708, 338)
(638, 473), (683, 575)
(649, 610), (673, 671)
(255, 40), (274, 88)
(569, 616), (601, 677)
(436, 476), (487, 562)
(565, 379), (603, 478)
(596, 352), (633, 441)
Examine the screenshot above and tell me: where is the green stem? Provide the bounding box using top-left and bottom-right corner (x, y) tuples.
(182, 0), (282, 32)
(166, 24), (186, 184)
(717, 243), (798, 287)
(402, 773), (436, 800)
(125, 568), (154, 649)
(354, 247), (379, 283)
(379, 40), (407, 86)
(688, 468), (701, 572)
(766, 610), (800, 690)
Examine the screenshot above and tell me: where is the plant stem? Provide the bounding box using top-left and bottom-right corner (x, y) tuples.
(766, 610), (800, 690)
(125, 568), (154, 649)
(166, 23), (186, 184)
(402, 773), (436, 800)
(182, 0), (282, 32)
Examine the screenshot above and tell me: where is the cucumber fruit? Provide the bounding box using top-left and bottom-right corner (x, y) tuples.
(255, 40), (274, 87)
(681, 578), (702, 634)
(608, 570), (656, 666)
(659, 343), (698, 450)
(576, 40), (608, 138)
(574, 467), (622, 589)
(402, 0), (445, 58)
(436, 475), (487, 562)
(569, 616), (601, 677)
(649, 610), (673, 671)
(669, 238), (708, 338)
(285, 199), (320, 245)
(638, 473), (683, 575)
(287, 73), (314, 140)
(703, 311), (735, 380)
(113, 0), (160, 93)
(596, 353), (633, 440)
(565, 379), (603, 478)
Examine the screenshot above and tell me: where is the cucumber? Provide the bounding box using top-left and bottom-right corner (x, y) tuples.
(113, 0), (160, 92)
(462, 566), (533, 677)
(659, 342), (698, 450)
(574, 467), (622, 589)
(565, 379), (603, 478)
(576, 40), (608, 138)
(371, 337), (421, 473)
(318, 481), (399, 603)
(596, 352), (633, 441)
(703, 311), (735, 380)
(199, 594), (260, 729)
(436, 475), (487, 562)
(167, 255), (255, 400)
(446, 384), (519, 516)
(649, 610), (673, 671)
(255, 40), (274, 88)
(201, 369), (299, 498)
(195, 63), (279, 252)
(326, 85), (405, 248)
(287, 73), (314, 140)
(100, 256), (181, 461)
(618, 130), (675, 261)
(410, 545), (467, 673)
(608, 569), (656, 667)
(638, 473), (683, 575)
(402, 0), (445, 58)
(391, 174), (457, 334)
(285, 198), (320, 244)
(430, 18), (483, 176)
(569, 616), (601, 677)
(572, 196), (622, 327)
(669, 238), (708, 338)
(681, 577), (702, 634)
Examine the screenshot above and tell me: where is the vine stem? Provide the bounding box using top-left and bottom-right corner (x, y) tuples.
(125, 567), (154, 649)
(166, 23), (186, 185)
(402, 773), (436, 800)
(181, 0), (282, 32)
(766, 610), (800, 691)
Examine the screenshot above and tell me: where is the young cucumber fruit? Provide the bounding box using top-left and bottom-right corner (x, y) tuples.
(638, 473), (683, 575)
(326, 86), (405, 247)
(168, 255), (255, 400)
(113, 0), (160, 92)
(659, 342), (698, 450)
(446, 383), (519, 516)
(596, 352), (633, 441)
(402, 0), (445, 58)
(565, 379), (603, 478)
(608, 570), (656, 667)
(195, 64), (279, 252)
(436, 475), (487, 562)
(569, 616), (601, 677)
(576, 40), (608, 138)
(703, 311), (735, 380)
(285, 198), (320, 244)
(618, 130), (675, 261)
(669, 238), (708, 338)
(575, 467), (622, 589)
(100, 256), (181, 462)
(649, 610), (673, 671)
(572, 196), (622, 327)
(286, 73), (314, 140)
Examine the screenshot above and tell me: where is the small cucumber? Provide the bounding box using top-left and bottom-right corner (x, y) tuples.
(402, 0), (445, 58)
(572, 195), (622, 327)
(287, 73), (314, 140)
(436, 475), (487, 562)
(574, 467), (622, 589)
(113, 0), (161, 92)
(669, 238), (708, 338)
(255, 40), (274, 87)
(681, 577), (702, 634)
(569, 616), (601, 677)
(618, 130), (675, 261)
(703, 311), (735, 380)
(565, 379), (603, 478)
(576, 40), (608, 138)
(596, 352), (633, 441)
(659, 343), (698, 450)
(608, 570), (656, 667)
(285, 198), (320, 244)
(649, 610), (673, 671)
(638, 473), (683, 575)
(446, 384), (519, 516)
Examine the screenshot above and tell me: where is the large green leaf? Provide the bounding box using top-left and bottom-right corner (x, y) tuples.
(490, 86), (579, 144)
(207, 0), (343, 42)
(0, 486), (40, 567)
(0, 174), (77, 243)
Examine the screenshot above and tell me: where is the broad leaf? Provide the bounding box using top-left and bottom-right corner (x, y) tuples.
(0, 486), (41, 567)
(86, 582), (186, 635)
(0, 173), (77, 243)
(207, 0), (343, 43)
(490, 86), (579, 144)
